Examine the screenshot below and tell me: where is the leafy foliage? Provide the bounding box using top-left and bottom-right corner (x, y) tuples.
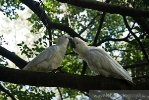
(0, 0), (149, 99)
(0, 0), (25, 19)
(0, 35), (8, 66)
(1, 83), (55, 100)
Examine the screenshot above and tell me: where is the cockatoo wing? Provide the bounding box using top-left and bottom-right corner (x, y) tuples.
(23, 45), (57, 70)
(86, 47), (132, 82)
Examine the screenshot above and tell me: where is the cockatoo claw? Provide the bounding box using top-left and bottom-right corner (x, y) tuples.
(48, 67), (63, 73)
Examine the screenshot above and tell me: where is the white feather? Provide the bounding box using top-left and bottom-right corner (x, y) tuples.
(23, 35), (69, 72)
(73, 37), (133, 83)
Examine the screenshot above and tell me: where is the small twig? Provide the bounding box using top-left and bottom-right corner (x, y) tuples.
(0, 82), (16, 100)
(38, 0), (52, 46)
(81, 61), (87, 75)
(93, 12), (106, 46)
(124, 62), (149, 69)
(63, 3), (72, 27)
(79, 13), (100, 35)
(133, 75), (149, 80)
(57, 87), (63, 100)
(47, 29), (52, 46)
(123, 16), (149, 64)
(97, 33), (130, 46)
(93, 0), (111, 46)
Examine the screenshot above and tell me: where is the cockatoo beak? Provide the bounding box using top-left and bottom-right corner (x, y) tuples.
(68, 37), (76, 48)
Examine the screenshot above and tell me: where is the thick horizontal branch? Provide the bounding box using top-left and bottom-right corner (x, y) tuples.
(0, 67), (134, 90)
(19, 0), (86, 41)
(56, 0), (149, 18)
(0, 46), (27, 69)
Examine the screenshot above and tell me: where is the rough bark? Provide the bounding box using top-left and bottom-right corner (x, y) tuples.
(0, 46), (27, 69)
(0, 66), (133, 90)
(56, 0), (149, 18)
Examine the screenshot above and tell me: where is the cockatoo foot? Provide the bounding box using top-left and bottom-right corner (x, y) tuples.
(48, 67), (63, 73)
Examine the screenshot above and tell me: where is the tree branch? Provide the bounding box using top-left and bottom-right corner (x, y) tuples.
(79, 13), (100, 35)
(56, 0), (149, 18)
(81, 61), (87, 75)
(93, 12), (106, 46)
(123, 16), (149, 64)
(97, 34), (130, 46)
(0, 82), (16, 100)
(0, 46), (27, 69)
(133, 17), (149, 35)
(57, 87), (63, 100)
(93, 0), (110, 46)
(124, 62), (149, 69)
(0, 66), (133, 90)
(19, 0), (86, 41)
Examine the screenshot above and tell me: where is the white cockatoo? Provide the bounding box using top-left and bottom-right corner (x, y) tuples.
(72, 37), (133, 83)
(23, 35), (70, 72)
